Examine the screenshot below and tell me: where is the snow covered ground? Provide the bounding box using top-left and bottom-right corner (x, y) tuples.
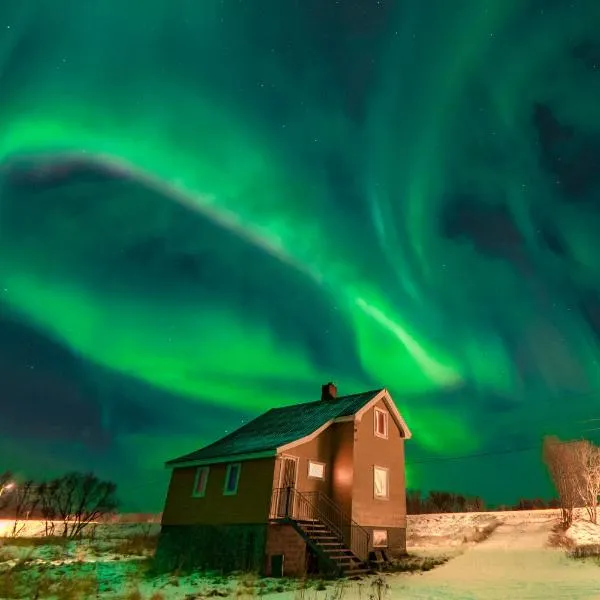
(1, 511), (600, 599)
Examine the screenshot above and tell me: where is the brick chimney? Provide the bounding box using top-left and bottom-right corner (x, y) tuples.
(321, 382), (337, 401)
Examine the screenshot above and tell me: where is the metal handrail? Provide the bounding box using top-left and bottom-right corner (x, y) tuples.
(270, 487), (370, 562)
(304, 491), (370, 539)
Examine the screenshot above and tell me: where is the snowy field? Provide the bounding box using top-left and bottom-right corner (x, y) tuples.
(0, 510), (600, 599)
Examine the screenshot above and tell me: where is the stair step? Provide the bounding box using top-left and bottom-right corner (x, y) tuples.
(333, 556), (357, 563)
(316, 541), (344, 546)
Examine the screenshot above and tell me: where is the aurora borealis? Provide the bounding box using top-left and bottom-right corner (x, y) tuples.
(1, 0), (600, 510)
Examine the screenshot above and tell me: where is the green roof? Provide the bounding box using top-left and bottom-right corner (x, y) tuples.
(166, 389), (382, 467)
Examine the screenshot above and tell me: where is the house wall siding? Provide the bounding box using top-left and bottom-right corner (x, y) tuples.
(351, 399), (407, 534)
(162, 457), (276, 525)
(273, 421), (355, 517)
(328, 421), (355, 517)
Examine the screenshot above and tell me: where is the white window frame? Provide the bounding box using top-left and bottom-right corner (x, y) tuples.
(223, 463), (242, 496)
(373, 465), (389, 499)
(192, 466), (210, 498)
(372, 529), (388, 548)
(307, 460), (326, 480)
(374, 408), (389, 439)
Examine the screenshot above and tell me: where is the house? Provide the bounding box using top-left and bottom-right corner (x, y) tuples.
(156, 383), (412, 577)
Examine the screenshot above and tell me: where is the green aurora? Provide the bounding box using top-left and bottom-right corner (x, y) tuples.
(1, 0), (599, 508)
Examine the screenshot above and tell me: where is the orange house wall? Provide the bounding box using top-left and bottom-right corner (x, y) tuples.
(272, 421), (355, 517)
(351, 399), (407, 528)
(162, 457), (276, 525)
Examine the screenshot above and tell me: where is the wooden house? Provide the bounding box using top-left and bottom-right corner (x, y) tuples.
(157, 384), (412, 576)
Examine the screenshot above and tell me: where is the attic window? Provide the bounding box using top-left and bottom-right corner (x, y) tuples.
(192, 466), (209, 498)
(308, 460), (326, 480)
(224, 463), (241, 496)
(374, 408), (388, 439)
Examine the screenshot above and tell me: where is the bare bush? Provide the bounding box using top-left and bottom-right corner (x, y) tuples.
(38, 472), (119, 538)
(9, 481), (39, 537)
(543, 436), (581, 529)
(572, 440), (600, 524)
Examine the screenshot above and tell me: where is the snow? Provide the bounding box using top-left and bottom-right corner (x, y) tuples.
(1, 511), (600, 599)
(566, 519), (600, 547)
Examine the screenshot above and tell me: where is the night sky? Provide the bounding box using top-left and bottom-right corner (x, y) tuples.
(1, 0), (600, 511)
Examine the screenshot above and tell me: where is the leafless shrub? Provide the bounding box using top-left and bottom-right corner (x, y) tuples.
(38, 472), (118, 538)
(9, 481), (39, 537)
(572, 440), (600, 524)
(369, 575), (389, 600)
(543, 436), (581, 529)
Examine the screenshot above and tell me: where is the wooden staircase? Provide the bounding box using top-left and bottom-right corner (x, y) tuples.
(270, 488), (371, 577)
(293, 519), (370, 577)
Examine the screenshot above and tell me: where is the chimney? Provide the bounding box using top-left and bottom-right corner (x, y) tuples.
(321, 382), (337, 401)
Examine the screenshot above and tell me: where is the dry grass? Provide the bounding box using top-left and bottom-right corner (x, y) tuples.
(113, 534), (158, 557)
(4, 536), (70, 548)
(386, 554), (450, 573)
(0, 566), (97, 599)
(548, 522), (575, 549)
(569, 544), (600, 559)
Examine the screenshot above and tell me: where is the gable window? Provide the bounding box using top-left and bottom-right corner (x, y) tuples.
(224, 463), (241, 496)
(192, 466), (209, 498)
(374, 466), (389, 499)
(373, 529), (388, 548)
(308, 460), (325, 480)
(374, 408), (388, 439)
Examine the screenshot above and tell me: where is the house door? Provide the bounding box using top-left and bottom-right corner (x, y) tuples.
(277, 457), (298, 518)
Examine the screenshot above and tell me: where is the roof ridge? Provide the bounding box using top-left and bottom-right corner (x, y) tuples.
(267, 388), (384, 413)
(166, 387), (384, 466)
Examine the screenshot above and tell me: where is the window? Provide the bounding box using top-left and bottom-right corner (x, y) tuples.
(192, 466), (209, 498)
(374, 408), (388, 439)
(224, 463), (241, 495)
(308, 460), (325, 480)
(374, 466), (389, 499)
(372, 529), (388, 548)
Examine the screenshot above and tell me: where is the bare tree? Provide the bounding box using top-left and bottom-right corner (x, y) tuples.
(37, 481), (58, 536)
(543, 436), (581, 529)
(10, 480), (39, 537)
(0, 471), (14, 514)
(44, 472), (118, 538)
(406, 490), (423, 515)
(572, 439), (600, 524)
(465, 496), (485, 512)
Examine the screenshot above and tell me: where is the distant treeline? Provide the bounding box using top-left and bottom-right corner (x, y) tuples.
(406, 489), (560, 514)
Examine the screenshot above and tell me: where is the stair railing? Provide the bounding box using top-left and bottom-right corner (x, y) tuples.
(270, 487), (370, 562)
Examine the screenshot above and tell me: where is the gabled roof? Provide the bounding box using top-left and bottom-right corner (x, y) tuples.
(166, 388), (411, 468)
